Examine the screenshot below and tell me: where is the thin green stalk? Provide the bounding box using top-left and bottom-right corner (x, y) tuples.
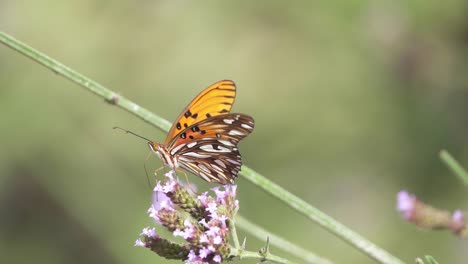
(232, 247), (292, 264)
(241, 167), (404, 264)
(229, 216), (241, 250)
(0, 32), (172, 131)
(236, 215), (333, 264)
(0, 31), (405, 264)
(439, 150), (468, 186)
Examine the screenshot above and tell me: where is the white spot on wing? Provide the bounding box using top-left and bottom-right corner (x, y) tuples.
(227, 158), (241, 165)
(178, 156), (190, 162)
(228, 130), (244, 136)
(170, 144), (186, 155)
(187, 142), (197, 148)
(198, 164), (211, 173)
(218, 139), (234, 146)
(184, 152), (210, 158)
(211, 164), (223, 172)
(199, 172), (212, 182)
(241, 124), (253, 130)
(223, 119), (235, 124)
(215, 159), (227, 168)
(200, 145), (230, 153)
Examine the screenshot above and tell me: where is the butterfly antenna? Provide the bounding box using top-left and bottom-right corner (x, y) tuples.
(113, 126), (152, 142)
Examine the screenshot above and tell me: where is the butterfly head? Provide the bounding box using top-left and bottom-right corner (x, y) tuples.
(148, 141), (178, 169)
(148, 141), (162, 155)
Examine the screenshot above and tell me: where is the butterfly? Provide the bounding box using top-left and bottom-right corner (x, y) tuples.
(148, 80), (254, 184)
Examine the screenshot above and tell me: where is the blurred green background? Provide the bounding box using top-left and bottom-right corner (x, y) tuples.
(1, 1), (468, 263)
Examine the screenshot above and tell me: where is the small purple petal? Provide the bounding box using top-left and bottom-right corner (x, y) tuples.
(219, 214), (228, 227)
(452, 210), (465, 232)
(212, 186), (227, 201)
(165, 170), (175, 179)
(453, 210), (464, 222)
(199, 234), (209, 243)
(199, 247), (211, 259)
(163, 179), (177, 193)
(209, 211), (219, 219)
(183, 227), (194, 239)
(206, 202), (218, 213)
(230, 185), (237, 195)
(140, 227), (157, 238)
(396, 190), (417, 219)
(148, 207), (158, 218)
(197, 192), (208, 205)
(173, 229), (184, 237)
(187, 250), (197, 261)
(213, 235), (222, 245)
(134, 239), (146, 247)
(199, 219), (209, 228)
(213, 255), (222, 263)
(153, 182), (163, 192)
(184, 219), (193, 227)
(152, 189), (174, 211)
(205, 226), (220, 237)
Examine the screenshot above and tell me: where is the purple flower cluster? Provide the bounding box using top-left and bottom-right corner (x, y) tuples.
(135, 171), (238, 263)
(396, 190), (467, 237)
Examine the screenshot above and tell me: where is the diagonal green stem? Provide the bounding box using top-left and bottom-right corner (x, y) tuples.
(231, 247), (292, 264)
(236, 215), (332, 264)
(439, 150), (468, 186)
(0, 31), (405, 264)
(241, 167), (404, 264)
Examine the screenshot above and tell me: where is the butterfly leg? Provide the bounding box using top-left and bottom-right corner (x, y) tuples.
(175, 168), (199, 195)
(143, 151), (154, 190)
(153, 166), (167, 177)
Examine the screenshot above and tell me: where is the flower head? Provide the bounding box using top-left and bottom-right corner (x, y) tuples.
(136, 175), (237, 263)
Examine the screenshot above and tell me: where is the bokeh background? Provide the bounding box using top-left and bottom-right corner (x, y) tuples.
(1, 1), (468, 263)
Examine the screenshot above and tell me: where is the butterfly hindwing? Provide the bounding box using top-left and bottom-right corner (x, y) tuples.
(168, 113), (254, 184)
(177, 140), (242, 184)
(164, 80), (236, 145)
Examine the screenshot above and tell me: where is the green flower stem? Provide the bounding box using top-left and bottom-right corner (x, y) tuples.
(236, 215), (333, 264)
(231, 247), (292, 264)
(439, 150), (468, 186)
(0, 32), (172, 131)
(0, 31), (405, 264)
(241, 167), (404, 264)
(229, 216), (241, 250)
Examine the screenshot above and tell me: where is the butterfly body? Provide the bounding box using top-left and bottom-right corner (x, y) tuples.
(149, 80), (254, 184)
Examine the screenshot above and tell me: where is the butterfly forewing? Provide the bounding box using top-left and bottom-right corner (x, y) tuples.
(168, 113), (254, 184)
(164, 80), (236, 145)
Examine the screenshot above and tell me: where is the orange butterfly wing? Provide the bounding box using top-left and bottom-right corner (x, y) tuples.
(167, 113), (255, 184)
(164, 80), (236, 145)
